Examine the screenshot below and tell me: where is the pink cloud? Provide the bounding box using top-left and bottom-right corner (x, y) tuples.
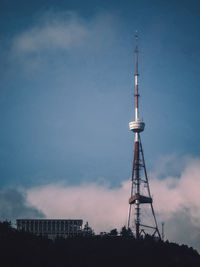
(26, 156), (200, 249)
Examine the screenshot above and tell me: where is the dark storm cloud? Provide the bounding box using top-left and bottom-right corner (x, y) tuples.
(0, 188), (45, 222)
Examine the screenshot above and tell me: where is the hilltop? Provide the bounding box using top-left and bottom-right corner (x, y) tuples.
(0, 221), (199, 267)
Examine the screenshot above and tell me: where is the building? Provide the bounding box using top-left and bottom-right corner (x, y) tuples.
(16, 219), (83, 239)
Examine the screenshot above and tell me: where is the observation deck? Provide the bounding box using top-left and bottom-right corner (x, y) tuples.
(129, 193), (152, 204)
(129, 120), (145, 133)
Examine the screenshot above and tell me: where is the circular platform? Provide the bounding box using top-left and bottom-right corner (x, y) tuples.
(129, 120), (145, 132)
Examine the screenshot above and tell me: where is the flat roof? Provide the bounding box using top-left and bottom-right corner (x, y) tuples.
(16, 219), (83, 222)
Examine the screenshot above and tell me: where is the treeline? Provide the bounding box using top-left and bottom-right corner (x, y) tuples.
(0, 221), (200, 267)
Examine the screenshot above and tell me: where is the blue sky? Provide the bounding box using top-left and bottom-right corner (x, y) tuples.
(1, 0), (200, 248)
(0, 0), (200, 188)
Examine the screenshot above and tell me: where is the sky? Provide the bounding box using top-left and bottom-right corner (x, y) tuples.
(0, 0), (200, 250)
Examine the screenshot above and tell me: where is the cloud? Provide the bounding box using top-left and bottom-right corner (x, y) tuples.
(11, 11), (118, 54)
(163, 209), (200, 250)
(9, 10), (119, 74)
(1, 155), (199, 249)
(12, 12), (88, 53)
(26, 156), (200, 251)
(26, 181), (130, 232)
(0, 188), (45, 222)
(151, 157), (200, 223)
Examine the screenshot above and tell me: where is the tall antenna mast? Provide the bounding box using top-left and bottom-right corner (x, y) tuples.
(134, 32), (139, 122)
(127, 34), (160, 239)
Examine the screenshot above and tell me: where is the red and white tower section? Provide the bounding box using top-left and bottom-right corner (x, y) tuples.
(128, 34), (160, 239)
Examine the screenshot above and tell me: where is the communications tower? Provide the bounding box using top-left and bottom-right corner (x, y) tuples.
(127, 34), (160, 239)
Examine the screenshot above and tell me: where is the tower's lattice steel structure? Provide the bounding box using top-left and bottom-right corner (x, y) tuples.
(128, 34), (160, 239)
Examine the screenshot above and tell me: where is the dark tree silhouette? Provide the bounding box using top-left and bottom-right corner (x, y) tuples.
(109, 228), (118, 236)
(0, 221), (199, 267)
(120, 226), (133, 237)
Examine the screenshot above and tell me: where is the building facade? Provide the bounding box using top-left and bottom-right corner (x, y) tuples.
(16, 219), (83, 239)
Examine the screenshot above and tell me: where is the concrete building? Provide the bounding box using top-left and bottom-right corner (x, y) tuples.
(16, 219), (83, 239)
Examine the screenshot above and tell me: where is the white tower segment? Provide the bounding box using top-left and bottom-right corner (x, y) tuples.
(129, 34), (145, 135)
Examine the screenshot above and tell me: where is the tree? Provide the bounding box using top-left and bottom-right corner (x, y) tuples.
(109, 228), (118, 236)
(0, 221), (13, 234)
(120, 226), (133, 237)
(83, 222), (94, 236)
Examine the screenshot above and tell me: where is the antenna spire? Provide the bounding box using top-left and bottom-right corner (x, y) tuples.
(135, 32), (138, 76)
(134, 32), (139, 122)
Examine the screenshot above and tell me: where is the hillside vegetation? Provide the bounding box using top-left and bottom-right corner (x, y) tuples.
(0, 221), (199, 267)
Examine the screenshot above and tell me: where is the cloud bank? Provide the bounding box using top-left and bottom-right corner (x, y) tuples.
(25, 156), (200, 250)
(0, 156), (199, 250)
(0, 188), (45, 222)
(27, 181), (129, 232)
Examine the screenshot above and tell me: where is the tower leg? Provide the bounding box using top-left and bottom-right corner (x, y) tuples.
(135, 203), (140, 239)
(139, 136), (161, 239)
